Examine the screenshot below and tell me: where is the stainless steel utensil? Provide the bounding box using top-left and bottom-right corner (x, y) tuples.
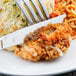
(14, 0), (51, 24)
(0, 15), (66, 49)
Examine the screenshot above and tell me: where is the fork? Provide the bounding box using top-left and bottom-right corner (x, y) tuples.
(14, 0), (50, 25)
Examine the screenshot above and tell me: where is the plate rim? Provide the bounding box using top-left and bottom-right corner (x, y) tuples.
(0, 65), (76, 75)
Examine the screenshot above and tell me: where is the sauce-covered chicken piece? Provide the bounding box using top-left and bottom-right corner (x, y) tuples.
(14, 22), (72, 62)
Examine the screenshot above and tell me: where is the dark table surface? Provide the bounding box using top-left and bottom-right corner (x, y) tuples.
(0, 71), (76, 76)
(56, 71), (76, 76)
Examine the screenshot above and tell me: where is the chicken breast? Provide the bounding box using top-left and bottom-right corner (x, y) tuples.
(14, 22), (72, 62)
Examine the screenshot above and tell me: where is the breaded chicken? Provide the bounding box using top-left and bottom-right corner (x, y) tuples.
(14, 22), (72, 62)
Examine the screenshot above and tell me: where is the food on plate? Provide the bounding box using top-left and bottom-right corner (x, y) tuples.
(0, 0), (75, 62)
(42, 0), (55, 14)
(0, 0), (54, 37)
(50, 0), (76, 39)
(0, 0), (28, 37)
(0, 0), (54, 51)
(14, 22), (72, 61)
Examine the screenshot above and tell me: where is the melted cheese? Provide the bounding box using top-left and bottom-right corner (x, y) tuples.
(51, 46), (63, 56)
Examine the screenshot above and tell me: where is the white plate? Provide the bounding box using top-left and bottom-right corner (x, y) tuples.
(0, 40), (76, 75)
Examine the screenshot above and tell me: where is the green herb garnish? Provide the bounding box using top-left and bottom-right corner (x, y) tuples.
(22, 18), (25, 22)
(16, 15), (20, 18)
(13, 4), (16, 7)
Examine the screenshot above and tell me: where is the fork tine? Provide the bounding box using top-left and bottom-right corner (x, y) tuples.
(14, 0), (33, 25)
(23, 0), (39, 23)
(38, 0), (49, 19)
(31, 0), (45, 21)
